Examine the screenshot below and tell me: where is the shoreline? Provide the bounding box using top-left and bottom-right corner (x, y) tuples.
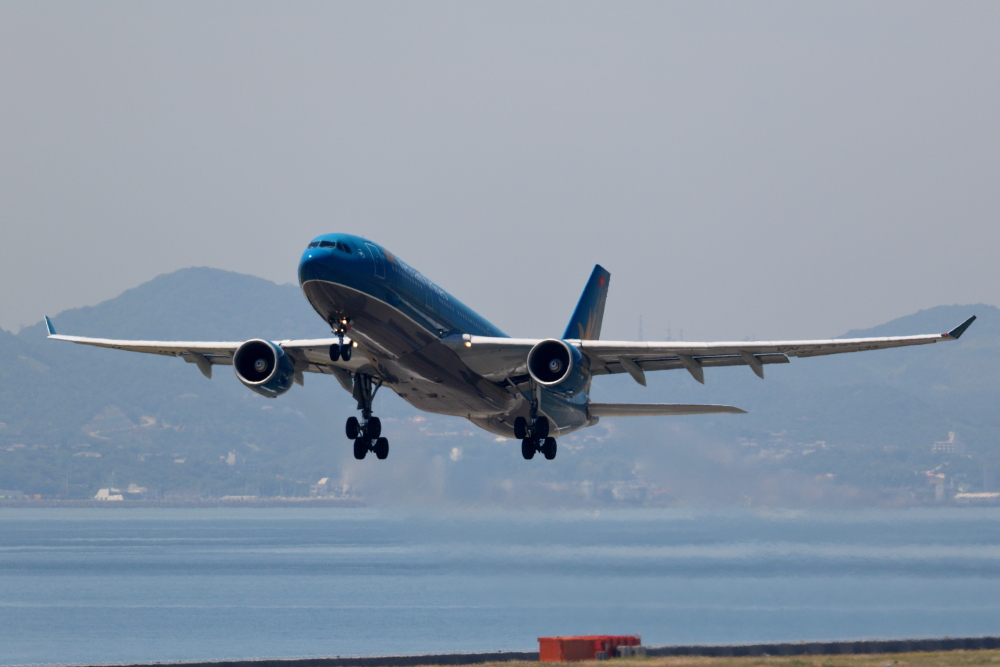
(0, 497), (365, 509)
(58, 636), (1000, 667)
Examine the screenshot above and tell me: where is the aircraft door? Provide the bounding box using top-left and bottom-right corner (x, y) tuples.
(365, 243), (386, 279)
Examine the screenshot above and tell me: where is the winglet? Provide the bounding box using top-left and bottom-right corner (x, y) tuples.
(946, 315), (976, 340)
(44, 316), (56, 336)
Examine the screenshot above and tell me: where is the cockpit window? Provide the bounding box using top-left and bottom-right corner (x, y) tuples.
(312, 239), (354, 253)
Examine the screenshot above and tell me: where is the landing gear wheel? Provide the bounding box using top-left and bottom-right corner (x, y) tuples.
(542, 437), (557, 460)
(330, 338), (353, 362)
(349, 373), (383, 461)
(521, 438), (536, 460)
(532, 417), (549, 439)
(514, 416), (527, 440)
(346, 416), (360, 440)
(353, 438), (368, 460)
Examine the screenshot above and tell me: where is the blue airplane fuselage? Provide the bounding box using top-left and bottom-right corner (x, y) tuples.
(298, 233), (590, 437)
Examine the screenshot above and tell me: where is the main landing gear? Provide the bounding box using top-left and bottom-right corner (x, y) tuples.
(514, 416), (557, 461)
(346, 373), (388, 460)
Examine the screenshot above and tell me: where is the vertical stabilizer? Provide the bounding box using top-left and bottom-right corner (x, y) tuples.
(562, 265), (611, 340)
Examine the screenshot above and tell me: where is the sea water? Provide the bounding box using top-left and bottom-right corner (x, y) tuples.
(2, 507), (1000, 666)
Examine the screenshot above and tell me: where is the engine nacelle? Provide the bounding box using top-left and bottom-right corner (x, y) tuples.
(233, 339), (295, 398)
(526, 338), (590, 398)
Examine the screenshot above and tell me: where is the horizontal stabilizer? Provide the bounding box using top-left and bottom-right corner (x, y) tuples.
(588, 403), (746, 417)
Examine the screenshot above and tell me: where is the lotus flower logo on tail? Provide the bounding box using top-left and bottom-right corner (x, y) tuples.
(563, 265), (611, 341)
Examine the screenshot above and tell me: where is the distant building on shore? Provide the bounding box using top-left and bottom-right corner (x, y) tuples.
(94, 488), (124, 501)
(932, 432), (965, 456)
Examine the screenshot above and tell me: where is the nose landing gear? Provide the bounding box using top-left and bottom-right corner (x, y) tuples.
(346, 373), (389, 460)
(514, 416), (557, 461)
(329, 316), (353, 362)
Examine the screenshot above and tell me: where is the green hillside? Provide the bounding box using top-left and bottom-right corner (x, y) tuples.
(0, 268), (994, 506)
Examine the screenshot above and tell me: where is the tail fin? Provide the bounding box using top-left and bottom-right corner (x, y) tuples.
(563, 265), (611, 340)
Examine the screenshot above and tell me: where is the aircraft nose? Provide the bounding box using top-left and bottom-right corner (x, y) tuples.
(298, 242), (363, 286)
(298, 246), (334, 285)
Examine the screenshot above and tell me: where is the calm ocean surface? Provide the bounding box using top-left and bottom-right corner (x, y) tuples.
(2, 507), (1000, 666)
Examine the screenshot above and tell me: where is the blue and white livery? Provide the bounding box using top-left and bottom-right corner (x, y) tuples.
(46, 234), (976, 461)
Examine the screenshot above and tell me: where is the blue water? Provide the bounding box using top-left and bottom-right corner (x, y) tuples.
(2, 507), (1000, 666)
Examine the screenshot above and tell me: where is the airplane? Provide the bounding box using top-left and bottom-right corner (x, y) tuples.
(45, 233), (977, 462)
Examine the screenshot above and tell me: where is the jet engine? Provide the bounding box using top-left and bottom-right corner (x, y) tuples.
(526, 338), (590, 398)
(233, 339), (295, 398)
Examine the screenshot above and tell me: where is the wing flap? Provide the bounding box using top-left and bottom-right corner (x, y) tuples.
(593, 353), (789, 375)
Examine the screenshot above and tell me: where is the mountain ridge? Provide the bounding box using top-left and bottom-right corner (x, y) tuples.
(0, 267), (994, 506)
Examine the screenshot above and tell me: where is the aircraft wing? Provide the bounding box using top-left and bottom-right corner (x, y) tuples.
(445, 315), (976, 385)
(43, 317), (367, 389)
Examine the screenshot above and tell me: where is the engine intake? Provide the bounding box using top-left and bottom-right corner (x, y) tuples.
(233, 339), (295, 398)
(527, 339), (589, 397)
(528, 339), (573, 385)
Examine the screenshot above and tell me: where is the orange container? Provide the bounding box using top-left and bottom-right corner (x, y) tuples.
(538, 635), (641, 662)
(539, 637), (597, 662)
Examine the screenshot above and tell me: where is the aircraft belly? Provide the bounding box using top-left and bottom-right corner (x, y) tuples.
(301, 278), (590, 436)
(303, 280), (514, 417)
(301, 280), (437, 359)
(378, 341), (514, 416)
(464, 397), (591, 438)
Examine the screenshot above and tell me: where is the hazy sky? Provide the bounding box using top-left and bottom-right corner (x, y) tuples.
(2, 2), (998, 341)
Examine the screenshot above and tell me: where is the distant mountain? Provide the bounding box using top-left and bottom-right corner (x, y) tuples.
(588, 304), (999, 504)
(2, 268), (344, 499)
(0, 268), (994, 507)
(18, 266), (330, 341)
